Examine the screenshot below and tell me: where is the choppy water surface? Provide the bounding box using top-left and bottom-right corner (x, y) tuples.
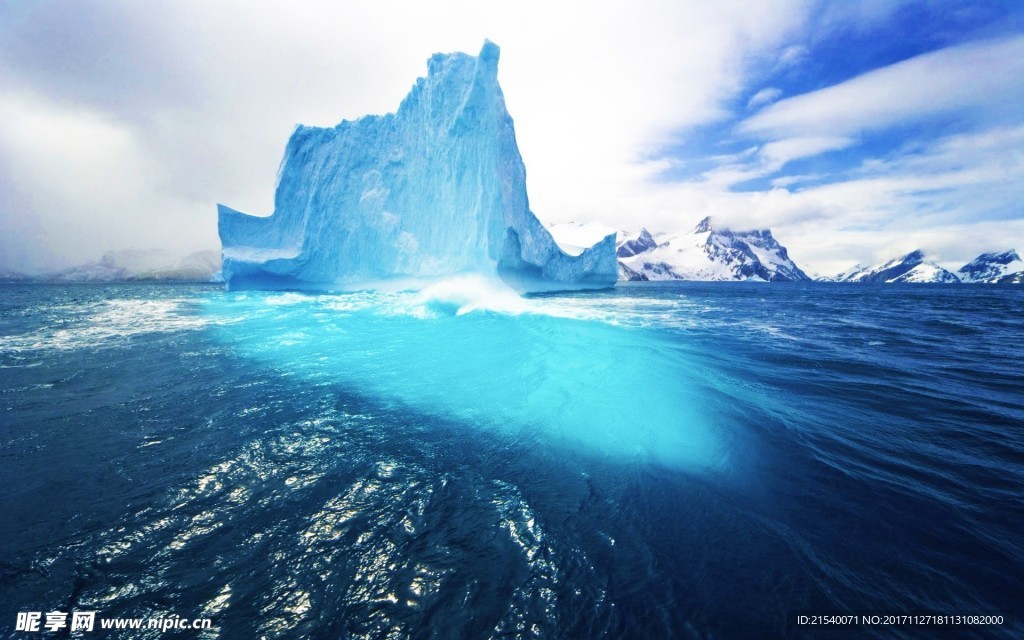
(1, 281), (1022, 638)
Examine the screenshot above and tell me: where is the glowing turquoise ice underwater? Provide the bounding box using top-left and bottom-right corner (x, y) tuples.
(204, 277), (729, 472)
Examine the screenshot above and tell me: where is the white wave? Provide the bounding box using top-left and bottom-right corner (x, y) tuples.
(0, 298), (212, 353)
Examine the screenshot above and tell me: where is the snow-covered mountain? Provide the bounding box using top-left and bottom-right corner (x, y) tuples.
(0, 270), (33, 282)
(835, 250), (960, 283)
(956, 250), (1023, 283)
(50, 249), (174, 281)
(616, 217), (810, 282)
(45, 250), (221, 282)
(130, 250), (223, 282)
(616, 228), (658, 258)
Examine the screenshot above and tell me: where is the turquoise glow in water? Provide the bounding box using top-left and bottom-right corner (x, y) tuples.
(205, 276), (729, 472)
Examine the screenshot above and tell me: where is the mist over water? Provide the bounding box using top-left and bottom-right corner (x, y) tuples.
(1, 281), (1022, 638)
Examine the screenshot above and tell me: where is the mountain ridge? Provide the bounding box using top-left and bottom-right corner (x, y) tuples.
(615, 216), (811, 282)
(0, 250), (222, 283)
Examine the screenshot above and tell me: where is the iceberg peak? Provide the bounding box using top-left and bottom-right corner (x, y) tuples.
(479, 39), (500, 63)
(218, 41), (615, 293)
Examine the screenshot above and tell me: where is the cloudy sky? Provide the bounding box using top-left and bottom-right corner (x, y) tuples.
(1, 0), (1022, 275)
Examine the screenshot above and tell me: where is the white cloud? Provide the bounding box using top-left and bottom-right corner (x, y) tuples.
(775, 45), (808, 69)
(770, 173), (824, 188)
(759, 135), (856, 169)
(0, 90), (214, 269)
(815, 0), (915, 33)
(747, 87), (782, 109)
(686, 135), (854, 191)
(742, 35), (1024, 137)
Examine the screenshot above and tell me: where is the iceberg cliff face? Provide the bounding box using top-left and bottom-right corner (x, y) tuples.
(218, 41), (617, 292)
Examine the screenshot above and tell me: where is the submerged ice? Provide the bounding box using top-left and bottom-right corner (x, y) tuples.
(218, 41), (617, 293)
(204, 285), (728, 473)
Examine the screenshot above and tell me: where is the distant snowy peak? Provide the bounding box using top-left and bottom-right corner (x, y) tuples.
(837, 250), (960, 283)
(893, 263), (961, 284)
(0, 270), (32, 282)
(50, 249), (173, 282)
(616, 228), (658, 258)
(616, 216), (810, 282)
(827, 265), (863, 282)
(957, 250), (1023, 283)
(48, 250), (221, 282)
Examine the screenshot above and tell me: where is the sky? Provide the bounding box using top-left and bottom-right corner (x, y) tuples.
(1, 0), (1022, 276)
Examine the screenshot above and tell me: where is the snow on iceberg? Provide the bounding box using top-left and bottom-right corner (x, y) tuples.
(218, 41), (617, 293)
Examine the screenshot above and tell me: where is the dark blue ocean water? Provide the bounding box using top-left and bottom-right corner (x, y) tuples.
(1, 281), (1022, 639)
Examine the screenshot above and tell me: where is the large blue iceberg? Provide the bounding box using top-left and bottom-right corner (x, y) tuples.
(218, 41), (617, 292)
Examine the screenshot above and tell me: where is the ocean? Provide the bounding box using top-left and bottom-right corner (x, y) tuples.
(1, 281), (1021, 639)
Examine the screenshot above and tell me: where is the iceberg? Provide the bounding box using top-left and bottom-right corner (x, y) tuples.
(218, 41), (617, 293)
